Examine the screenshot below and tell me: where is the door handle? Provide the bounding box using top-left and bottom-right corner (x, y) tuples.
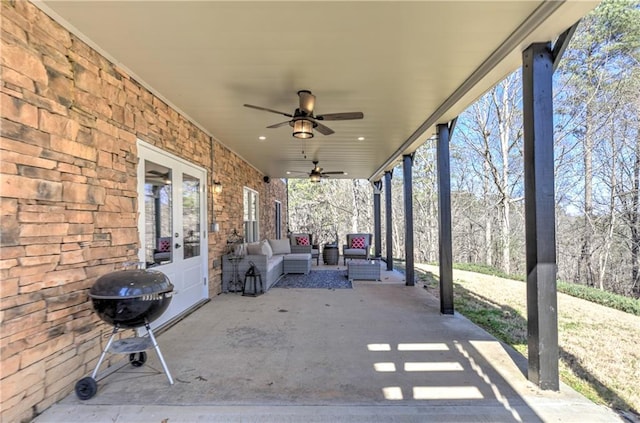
(175, 243), (182, 249)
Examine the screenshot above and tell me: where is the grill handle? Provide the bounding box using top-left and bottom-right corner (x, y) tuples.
(89, 287), (174, 300)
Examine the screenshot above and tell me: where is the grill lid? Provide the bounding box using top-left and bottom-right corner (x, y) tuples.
(89, 269), (173, 300)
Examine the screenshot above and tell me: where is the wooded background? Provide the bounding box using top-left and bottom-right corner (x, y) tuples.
(288, 0), (640, 298)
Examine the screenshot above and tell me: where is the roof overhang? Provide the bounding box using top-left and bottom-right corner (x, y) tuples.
(34, 0), (599, 181)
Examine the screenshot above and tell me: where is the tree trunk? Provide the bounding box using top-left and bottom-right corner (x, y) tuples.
(499, 89), (511, 275)
(502, 199), (511, 275)
(350, 180), (358, 233)
(580, 106), (595, 287)
(483, 159), (493, 266)
(632, 107), (640, 297)
(428, 191), (437, 263)
(598, 133), (616, 290)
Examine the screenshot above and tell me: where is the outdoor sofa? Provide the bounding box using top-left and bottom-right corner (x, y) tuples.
(222, 238), (310, 292)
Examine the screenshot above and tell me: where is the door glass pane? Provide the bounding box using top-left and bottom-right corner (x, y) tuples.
(144, 161), (172, 266)
(182, 173), (201, 259)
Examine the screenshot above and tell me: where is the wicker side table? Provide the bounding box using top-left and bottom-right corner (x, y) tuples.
(347, 259), (381, 281)
(323, 244), (339, 265)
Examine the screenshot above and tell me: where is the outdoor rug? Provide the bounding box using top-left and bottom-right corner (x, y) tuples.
(274, 270), (352, 289)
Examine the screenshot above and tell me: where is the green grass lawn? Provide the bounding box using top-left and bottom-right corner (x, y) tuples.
(413, 263), (639, 418)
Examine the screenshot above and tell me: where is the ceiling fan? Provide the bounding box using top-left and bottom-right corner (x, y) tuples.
(288, 160), (347, 182)
(146, 169), (171, 185)
(244, 90), (363, 139)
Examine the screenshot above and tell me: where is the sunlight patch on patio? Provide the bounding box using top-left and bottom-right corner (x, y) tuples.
(405, 362), (464, 372)
(381, 386), (484, 401)
(398, 343), (449, 351)
(367, 342), (450, 352)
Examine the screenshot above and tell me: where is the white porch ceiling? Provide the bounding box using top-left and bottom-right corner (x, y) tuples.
(36, 1), (598, 181)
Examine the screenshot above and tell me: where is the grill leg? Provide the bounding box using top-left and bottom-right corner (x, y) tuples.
(145, 323), (174, 385)
(91, 326), (119, 379)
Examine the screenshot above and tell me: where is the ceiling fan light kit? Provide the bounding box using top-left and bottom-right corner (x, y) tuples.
(288, 160), (346, 182)
(292, 119), (314, 139)
(244, 90), (363, 140)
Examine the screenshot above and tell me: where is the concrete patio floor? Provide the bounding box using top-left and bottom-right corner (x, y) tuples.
(33, 264), (621, 423)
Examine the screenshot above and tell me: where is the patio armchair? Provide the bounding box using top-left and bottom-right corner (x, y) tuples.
(289, 233), (320, 265)
(342, 233), (372, 265)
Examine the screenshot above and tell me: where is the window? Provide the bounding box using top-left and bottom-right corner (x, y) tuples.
(275, 201), (282, 239)
(244, 187), (259, 243)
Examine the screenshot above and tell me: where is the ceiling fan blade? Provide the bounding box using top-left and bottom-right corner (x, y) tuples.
(315, 112), (364, 121)
(244, 104), (293, 118)
(267, 121), (291, 129)
(298, 90), (315, 115)
(314, 122), (335, 136)
(322, 171), (346, 175)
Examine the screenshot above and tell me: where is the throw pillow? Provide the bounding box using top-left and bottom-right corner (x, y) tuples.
(260, 239), (273, 259)
(351, 237), (365, 249)
(268, 238), (291, 255)
(296, 236), (309, 246)
(246, 242), (262, 255)
(158, 238), (171, 252)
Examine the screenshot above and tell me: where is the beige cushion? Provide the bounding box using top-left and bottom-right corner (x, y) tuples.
(261, 240), (273, 259)
(344, 248), (366, 256)
(269, 238), (291, 255)
(246, 242), (262, 255)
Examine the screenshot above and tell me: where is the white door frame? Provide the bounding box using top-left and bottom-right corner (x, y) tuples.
(136, 140), (208, 329)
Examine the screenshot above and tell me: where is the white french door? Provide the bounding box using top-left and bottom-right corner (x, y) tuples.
(137, 141), (208, 329)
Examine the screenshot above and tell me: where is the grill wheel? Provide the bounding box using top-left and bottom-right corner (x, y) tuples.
(75, 377), (98, 400)
(129, 351), (147, 367)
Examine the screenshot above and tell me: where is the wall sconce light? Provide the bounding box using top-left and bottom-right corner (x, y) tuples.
(212, 181), (222, 194)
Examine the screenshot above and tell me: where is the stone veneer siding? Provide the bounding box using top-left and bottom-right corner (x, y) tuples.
(0, 2), (287, 421)
(213, 142), (288, 242)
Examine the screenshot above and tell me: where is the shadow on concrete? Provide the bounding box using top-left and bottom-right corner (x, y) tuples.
(32, 264), (622, 422)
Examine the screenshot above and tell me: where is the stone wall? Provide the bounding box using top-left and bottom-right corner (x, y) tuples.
(0, 2), (287, 421)
(213, 142), (288, 242)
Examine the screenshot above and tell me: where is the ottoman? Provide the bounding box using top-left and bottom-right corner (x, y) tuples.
(283, 253), (312, 274)
(347, 259), (381, 281)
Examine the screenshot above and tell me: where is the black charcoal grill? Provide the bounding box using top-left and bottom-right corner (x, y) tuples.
(75, 268), (175, 400)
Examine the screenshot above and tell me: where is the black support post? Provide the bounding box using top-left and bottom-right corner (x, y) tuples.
(437, 123), (454, 315)
(523, 42), (559, 391)
(373, 180), (382, 258)
(384, 171), (393, 270)
(403, 154), (414, 286)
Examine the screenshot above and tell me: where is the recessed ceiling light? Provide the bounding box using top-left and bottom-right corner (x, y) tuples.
(258, 136), (266, 141)
(357, 137), (365, 141)
(286, 171), (291, 175)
